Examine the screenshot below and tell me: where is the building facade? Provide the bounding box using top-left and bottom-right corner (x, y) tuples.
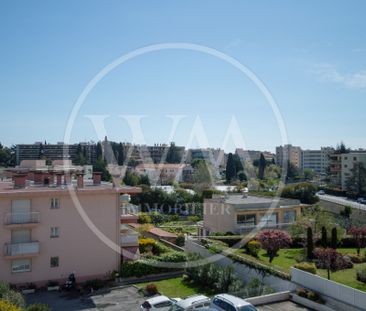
(276, 144), (302, 169)
(0, 166), (140, 285)
(301, 147), (333, 175)
(16, 142), (97, 165)
(341, 153), (366, 191)
(200, 195), (305, 236)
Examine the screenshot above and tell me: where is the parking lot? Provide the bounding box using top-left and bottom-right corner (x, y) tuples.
(26, 286), (313, 311)
(26, 286), (145, 311)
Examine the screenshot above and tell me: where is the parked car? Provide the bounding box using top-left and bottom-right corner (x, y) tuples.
(141, 296), (181, 311)
(357, 197), (366, 204)
(317, 190), (325, 195)
(169, 294), (211, 310)
(209, 294), (257, 311)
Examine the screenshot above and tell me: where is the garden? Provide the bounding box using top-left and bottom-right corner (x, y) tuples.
(134, 253), (274, 299)
(202, 206), (366, 292)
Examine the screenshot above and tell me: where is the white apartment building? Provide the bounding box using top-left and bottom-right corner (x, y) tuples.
(341, 153), (366, 190)
(301, 147), (333, 175)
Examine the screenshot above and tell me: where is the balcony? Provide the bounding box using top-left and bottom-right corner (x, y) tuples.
(4, 241), (40, 258)
(236, 222), (293, 235)
(4, 212), (40, 228)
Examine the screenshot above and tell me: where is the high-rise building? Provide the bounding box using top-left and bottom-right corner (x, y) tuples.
(16, 142), (97, 165)
(276, 144), (302, 169)
(301, 147), (333, 175)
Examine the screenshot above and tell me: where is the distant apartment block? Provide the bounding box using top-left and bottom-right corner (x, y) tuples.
(134, 163), (193, 184)
(106, 142), (185, 165)
(341, 153), (366, 191)
(301, 147), (333, 175)
(276, 144), (302, 169)
(16, 142), (97, 165)
(0, 160), (140, 285)
(200, 195), (305, 236)
(235, 149), (275, 163)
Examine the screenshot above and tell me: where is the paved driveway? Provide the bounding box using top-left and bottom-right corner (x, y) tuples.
(26, 286), (145, 311)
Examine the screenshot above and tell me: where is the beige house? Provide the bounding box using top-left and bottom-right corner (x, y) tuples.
(0, 164), (140, 286)
(200, 195), (305, 236)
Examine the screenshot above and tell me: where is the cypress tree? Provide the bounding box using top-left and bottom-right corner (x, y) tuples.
(258, 153), (266, 180)
(307, 227), (314, 260)
(331, 227), (338, 249)
(321, 226), (327, 248)
(225, 153), (237, 183)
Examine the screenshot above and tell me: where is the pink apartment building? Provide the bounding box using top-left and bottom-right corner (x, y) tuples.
(0, 162), (141, 286)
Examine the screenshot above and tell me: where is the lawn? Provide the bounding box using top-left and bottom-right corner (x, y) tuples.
(234, 246), (366, 291)
(134, 276), (212, 298)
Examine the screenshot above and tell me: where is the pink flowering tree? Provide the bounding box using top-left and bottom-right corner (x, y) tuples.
(256, 229), (292, 263)
(314, 247), (348, 280)
(349, 227), (366, 256)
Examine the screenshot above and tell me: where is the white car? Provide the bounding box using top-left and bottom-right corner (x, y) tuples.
(209, 294), (257, 311)
(169, 294), (211, 310)
(140, 296), (181, 311)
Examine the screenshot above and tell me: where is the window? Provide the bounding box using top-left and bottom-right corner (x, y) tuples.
(50, 227), (60, 238)
(283, 210), (296, 223)
(259, 213), (278, 226)
(50, 198), (60, 209)
(154, 301), (172, 308)
(12, 259), (31, 273)
(50, 256), (59, 268)
(237, 214), (256, 226)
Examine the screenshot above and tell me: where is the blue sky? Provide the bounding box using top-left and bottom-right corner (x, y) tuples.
(1, 1), (366, 152)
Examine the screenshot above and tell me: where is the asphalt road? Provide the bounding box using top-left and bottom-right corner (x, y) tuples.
(318, 194), (366, 211)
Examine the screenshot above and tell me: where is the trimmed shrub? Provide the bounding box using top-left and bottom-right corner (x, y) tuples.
(307, 291), (324, 304)
(0, 282), (25, 309)
(26, 304), (51, 311)
(342, 256), (354, 269)
(145, 284), (158, 296)
(357, 268), (366, 283)
(139, 238), (156, 253)
(157, 252), (187, 263)
(345, 253), (365, 264)
(246, 240), (261, 258)
(0, 300), (21, 311)
(152, 242), (170, 255)
(293, 262), (317, 274)
(297, 288), (308, 298)
(176, 235), (185, 247)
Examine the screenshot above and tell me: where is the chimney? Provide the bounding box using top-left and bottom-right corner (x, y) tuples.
(93, 172), (102, 185)
(64, 173), (71, 185)
(77, 173), (84, 188)
(56, 173), (63, 186)
(13, 174), (27, 189)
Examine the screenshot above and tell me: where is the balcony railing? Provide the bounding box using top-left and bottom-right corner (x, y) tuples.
(236, 222), (293, 235)
(4, 212), (40, 226)
(4, 241), (40, 257)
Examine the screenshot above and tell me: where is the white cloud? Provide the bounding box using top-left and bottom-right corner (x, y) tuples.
(313, 63), (366, 89)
